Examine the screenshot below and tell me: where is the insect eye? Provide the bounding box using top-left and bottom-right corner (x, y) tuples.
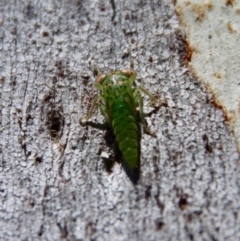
(96, 74), (107, 84)
(121, 69), (133, 77)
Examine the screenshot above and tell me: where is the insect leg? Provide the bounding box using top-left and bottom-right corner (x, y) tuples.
(133, 87), (157, 137)
(79, 94), (99, 125)
(138, 86), (158, 105)
(138, 86), (167, 107)
(128, 71), (137, 85)
(98, 96), (109, 122)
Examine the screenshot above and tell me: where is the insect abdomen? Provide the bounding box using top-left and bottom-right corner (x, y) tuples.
(111, 100), (140, 181)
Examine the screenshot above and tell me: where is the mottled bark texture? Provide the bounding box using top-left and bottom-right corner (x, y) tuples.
(0, 0), (239, 241)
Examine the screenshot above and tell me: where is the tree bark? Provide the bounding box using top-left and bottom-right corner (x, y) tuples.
(0, 0), (239, 240)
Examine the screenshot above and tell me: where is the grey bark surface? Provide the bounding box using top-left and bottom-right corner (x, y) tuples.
(0, 0), (239, 241)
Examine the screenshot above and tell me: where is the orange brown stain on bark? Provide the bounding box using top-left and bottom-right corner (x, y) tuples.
(190, 2), (214, 22)
(204, 81), (234, 125)
(227, 22), (237, 34)
(226, 0), (235, 6)
(185, 43), (193, 63)
(175, 2), (214, 27)
(213, 73), (222, 80)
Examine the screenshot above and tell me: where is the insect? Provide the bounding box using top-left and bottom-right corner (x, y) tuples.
(80, 69), (160, 183)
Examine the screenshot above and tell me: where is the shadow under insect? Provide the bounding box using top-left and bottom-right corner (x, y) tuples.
(104, 123), (141, 184)
(82, 121), (141, 184)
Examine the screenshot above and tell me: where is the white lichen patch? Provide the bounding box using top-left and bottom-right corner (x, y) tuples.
(176, 0), (240, 150)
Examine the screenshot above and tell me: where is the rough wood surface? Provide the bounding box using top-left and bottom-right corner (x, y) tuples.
(0, 0), (239, 240)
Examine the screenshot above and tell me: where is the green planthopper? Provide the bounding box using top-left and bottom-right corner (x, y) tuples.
(80, 69), (161, 183)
